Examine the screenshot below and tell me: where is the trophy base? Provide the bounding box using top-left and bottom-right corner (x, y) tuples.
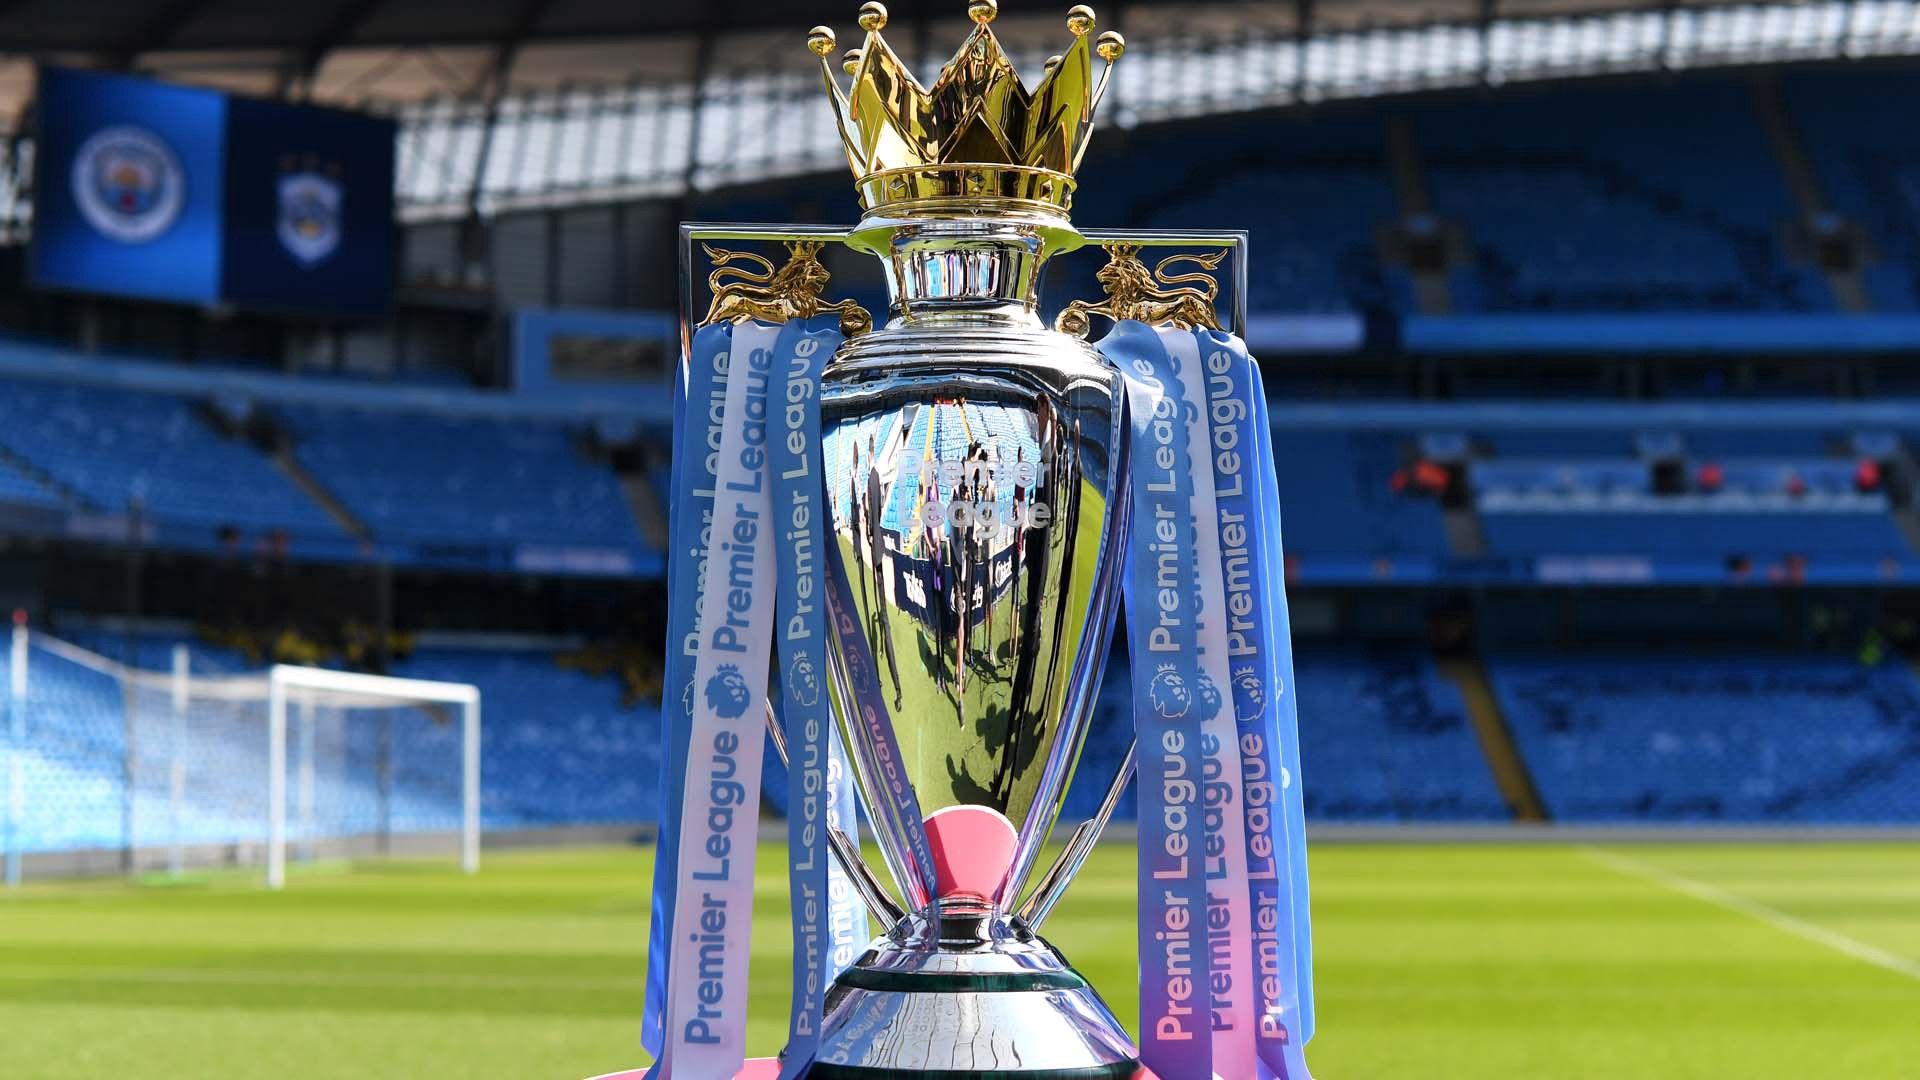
(588, 1063), (1162, 1079)
(810, 911), (1140, 1077)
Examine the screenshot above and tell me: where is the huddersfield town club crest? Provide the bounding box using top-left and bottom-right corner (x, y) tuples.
(71, 125), (184, 244)
(277, 165), (344, 267)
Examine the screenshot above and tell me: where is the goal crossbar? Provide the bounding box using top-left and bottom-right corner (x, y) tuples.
(267, 664), (482, 889)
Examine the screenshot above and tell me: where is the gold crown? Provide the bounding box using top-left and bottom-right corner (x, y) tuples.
(807, 2), (1124, 219)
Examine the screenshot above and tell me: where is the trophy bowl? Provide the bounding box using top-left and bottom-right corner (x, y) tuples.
(813, 239), (1134, 1074)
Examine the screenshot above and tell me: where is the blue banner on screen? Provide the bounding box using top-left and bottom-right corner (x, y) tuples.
(30, 66), (395, 319)
(222, 96), (395, 319)
(31, 67), (226, 305)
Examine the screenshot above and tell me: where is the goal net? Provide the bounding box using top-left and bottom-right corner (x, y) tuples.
(2, 627), (480, 889)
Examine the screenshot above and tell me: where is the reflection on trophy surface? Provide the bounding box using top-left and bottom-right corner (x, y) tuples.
(799, 1), (1143, 1074)
(824, 329), (1119, 902)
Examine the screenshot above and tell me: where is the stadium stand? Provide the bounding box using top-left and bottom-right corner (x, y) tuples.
(1291, 643), (1508, 822)
(1053, 644), (1509, 825)
(1780, 67), (1920, 312)
(1412, 78), (1829, 312)
(1075, 114), (1404, 314)
(1487, 650), (1920, 822)
(274, 405), (644, 551)
(1271, 431), (1449, 558)
(0, 375), (342, 537)
(0, 457), (62, 509)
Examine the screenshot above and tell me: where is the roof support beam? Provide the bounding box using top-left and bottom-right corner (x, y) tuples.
(279, 0), (391, 99)
(681, 17), (723, 191)
(458, 0), (556, 269)
(1478, 0), (1498, 87)
(1293, 0), (1313, 105)
(107, 0), (215, 70)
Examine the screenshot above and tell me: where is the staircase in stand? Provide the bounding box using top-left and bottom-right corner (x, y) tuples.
(0, 442), (86, 509)
(1436, 652), (1548, 823)
(272, 450), (370, 542)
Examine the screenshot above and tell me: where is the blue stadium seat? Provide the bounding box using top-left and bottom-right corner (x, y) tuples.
(1412, 78), (1829, 313)
(1489, 651), (1920, 822)
(0, 457), (62, 509)
(277, 405), (644, 550)
(1270, 431), (1447, 557)
(1057, 643), (1508, 824)
(1781, 69), (1920, 312)
(0, 375), (342, 537)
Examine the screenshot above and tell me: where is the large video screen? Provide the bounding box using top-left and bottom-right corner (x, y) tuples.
(31, 67), (395, 319)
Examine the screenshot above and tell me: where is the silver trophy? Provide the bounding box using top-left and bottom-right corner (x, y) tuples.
(681, 3), (1244, 1074)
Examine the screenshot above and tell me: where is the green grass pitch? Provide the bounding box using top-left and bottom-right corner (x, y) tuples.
(2, 841), (1916, 1078)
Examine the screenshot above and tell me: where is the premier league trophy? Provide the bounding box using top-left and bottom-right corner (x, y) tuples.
(636, 4), (1311, 1079)
(801, 0), (1135, 1072)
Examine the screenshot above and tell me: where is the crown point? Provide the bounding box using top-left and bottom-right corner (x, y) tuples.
(1067, 5), (1096, 35)
(1095, 29), (1125, 61)
(842, 48), (864, 75)
(807, 26), (837, 56)
(857, 2), (888, 31)
(968, 1), (997, 25)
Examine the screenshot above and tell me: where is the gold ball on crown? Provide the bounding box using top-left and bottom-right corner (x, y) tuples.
(1067, 5), (1096, 36)
(968, 1), (997, 25)
(842, 48), (864, 75)
(1095, 29), (1126, 61)
(806, 25), (837, 56)
(858, 2), (888, 32)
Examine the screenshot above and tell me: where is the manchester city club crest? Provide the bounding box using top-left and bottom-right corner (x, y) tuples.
(277, 164), (344, 267)
(71, 125), (184, 244)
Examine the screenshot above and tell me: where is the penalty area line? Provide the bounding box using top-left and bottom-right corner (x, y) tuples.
(1582, 847), (1920, 984)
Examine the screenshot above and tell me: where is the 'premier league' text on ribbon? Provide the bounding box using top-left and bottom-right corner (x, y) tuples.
(661, 325), (778, 1077)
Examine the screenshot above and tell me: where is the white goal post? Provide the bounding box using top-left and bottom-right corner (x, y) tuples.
(266, 665), (481, 890)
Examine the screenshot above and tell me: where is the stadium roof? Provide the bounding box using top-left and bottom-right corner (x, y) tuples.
(0, 0), (1739, 113)
(4, 0), (1909, 224)
(0, 1), (1533, 53)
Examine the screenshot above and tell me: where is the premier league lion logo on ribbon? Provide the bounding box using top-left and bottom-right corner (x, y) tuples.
(1193, 669), (1224, 722)
(788, 652), (822, 708)
(1231, 663), (1266, 724)
(704, 664), (753, 719)
(1148, 663), (1192, 720)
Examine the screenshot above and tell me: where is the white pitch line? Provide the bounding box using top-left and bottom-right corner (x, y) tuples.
(0, 963), (647, 993)
(1583, 847), (1920, 983)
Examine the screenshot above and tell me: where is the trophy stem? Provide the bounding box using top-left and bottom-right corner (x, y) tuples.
(867, 215), (1079, 329)
(1015, 739), (1137, 929)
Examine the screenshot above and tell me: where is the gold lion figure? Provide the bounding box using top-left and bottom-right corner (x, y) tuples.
(701, 240), (872, 336)
(1055, 244), (1227, 338)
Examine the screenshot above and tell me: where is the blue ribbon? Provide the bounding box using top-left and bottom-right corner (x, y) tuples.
(1196, 327), (1314, 1078)
(820, 544), (942, 915)
(769, 317), (848, 1078)
(1106, 320), (1216, 1080)
(824, 729), (868, 976)
(1244, 353), (1316, 1048)
(642, 321), (732, 1059)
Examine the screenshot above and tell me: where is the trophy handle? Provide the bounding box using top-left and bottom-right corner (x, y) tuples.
(1014, 738), (1138, 930)
(762, 701), (908, 929)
